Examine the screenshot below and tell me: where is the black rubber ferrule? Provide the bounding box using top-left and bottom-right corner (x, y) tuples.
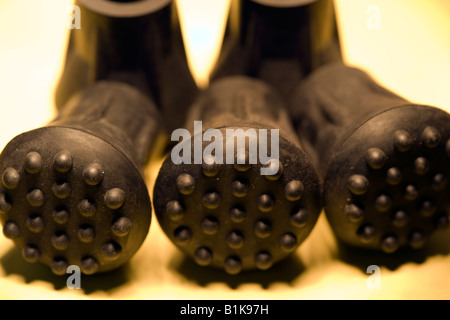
(289, 63), (450, 253)
(0, 81), (163, 275)
(153, 76), (322, 274)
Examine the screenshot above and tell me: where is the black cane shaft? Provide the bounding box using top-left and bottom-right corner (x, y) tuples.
(57, 0), (171, 106)
(211, 0), (341, 97)
(57, 0), (197, 132)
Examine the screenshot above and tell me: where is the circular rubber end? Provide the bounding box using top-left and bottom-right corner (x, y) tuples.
(153, 127), (321, 274)
(324, 105), (450, 253)
(0, 126), (152, 275)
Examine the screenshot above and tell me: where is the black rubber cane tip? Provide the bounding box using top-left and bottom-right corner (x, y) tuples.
(324, 105), (450, 253)
(0, 126), (152, 275)
(153, 127), (322, 274)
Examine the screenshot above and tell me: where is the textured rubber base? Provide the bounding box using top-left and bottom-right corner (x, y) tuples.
(0, 127), (152, 275)
(153, 128), (321, 274)
(324, 105), (450, 253)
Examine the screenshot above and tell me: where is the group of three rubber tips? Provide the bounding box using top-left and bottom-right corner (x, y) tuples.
(1, 0), (449, 277)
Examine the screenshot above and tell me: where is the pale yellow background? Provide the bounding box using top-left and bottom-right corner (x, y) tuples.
(0, 0), (449, 300)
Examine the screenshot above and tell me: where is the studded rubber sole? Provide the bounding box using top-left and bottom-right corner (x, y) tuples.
(154, 133), (321, 274)
(324, 105), (450, 253)
(0, 127), (152, 275)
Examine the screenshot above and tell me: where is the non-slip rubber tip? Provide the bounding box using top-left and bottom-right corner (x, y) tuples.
(324, 105), (450, 253)
(153, 128), (322, 274)
(0, 126), (152, 275)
